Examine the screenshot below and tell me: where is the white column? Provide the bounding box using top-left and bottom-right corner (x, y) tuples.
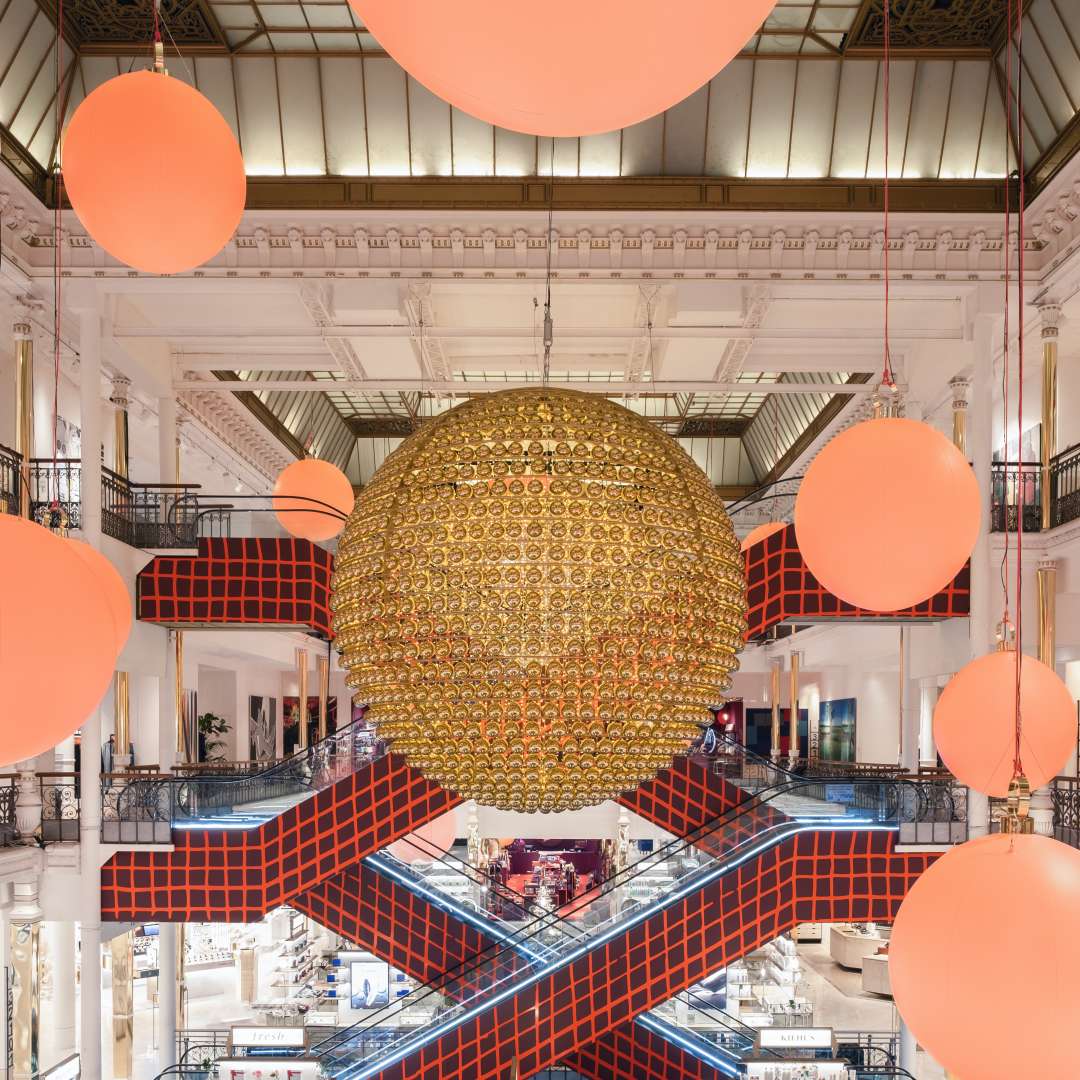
(899, 630), (919, 773)
(159, 633), (177, 773)
(79, 309), (103, 545)
(918, 679), (939, 768)
(158, 396), (177, 487)
(899, 1017), (917, 1074)
(48, 921), (77, 1063)
(78, 703), (103, 1080)
(156, 922), (177, 1072)
(967, 313), (998, 836)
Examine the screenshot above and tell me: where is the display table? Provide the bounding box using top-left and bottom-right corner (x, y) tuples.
(861, 953), (892, 996)
(828, 928), (886, 971)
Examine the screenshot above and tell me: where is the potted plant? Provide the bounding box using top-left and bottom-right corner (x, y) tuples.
(197, 712), (232, 762)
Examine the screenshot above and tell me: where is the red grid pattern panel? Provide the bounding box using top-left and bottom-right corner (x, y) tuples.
(136, 537), (335, 638)
(617, 755), (757, 836)
(293, 863), (494, 981)
(571, 1019), (718, 1080)
(294, 858), (720, 1080)
(744, 524), (970, 641)
(344, 830), (936, 1080)
(100, 754), (461, 922)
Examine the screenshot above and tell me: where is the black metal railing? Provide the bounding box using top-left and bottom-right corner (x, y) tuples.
(0, 775), (17, 847)
(1050, 443), (1080, 529)
(101, 720), (380, 842)
(28, 458), (82, 529)
(39, 773), (80, 842)
(0, 443), (20, 515)
(990, 460), (1041, 532)
(1051, 775), (1080, 847)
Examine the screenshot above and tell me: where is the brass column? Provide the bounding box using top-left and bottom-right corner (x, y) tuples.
(317, 655), (330, 741)
(948, 375), (970, 455)
(296, 648), (310, 750)
(114, 671), (130, 768)
(110, 376), (131, 480)
(14, 312), (33, 519)
(770, 657), (783, 761)
(788, 652), (800, 764)
(1036, 559), (1057, 668)
(1039, 303), (1061, 530)
(110, 933), (133, 1079)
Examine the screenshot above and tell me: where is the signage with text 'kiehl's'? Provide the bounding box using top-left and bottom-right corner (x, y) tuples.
(758, 1026), (835, 1050)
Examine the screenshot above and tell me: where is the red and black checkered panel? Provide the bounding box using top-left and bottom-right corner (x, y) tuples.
(100, 753), (461, 922)
(744, 524), (970, 641)
(293, 862), (494, 981)
(617, 755), (761, 836)
(136, 537), (335, 638)
(350, 830), (936, 1080)
(571, 1019), (720, 1080)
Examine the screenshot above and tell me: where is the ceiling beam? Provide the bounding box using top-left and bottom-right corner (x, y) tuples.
(176, 379), (882, 395)
(130, 325), (962, 341)
(229, 176), (1009, 215)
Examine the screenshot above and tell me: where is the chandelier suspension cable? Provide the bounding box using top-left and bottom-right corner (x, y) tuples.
(880, 0), (896, 395)
(999, 0), (1015, 635)
(1012, 0), (1027, 780)
(542, 139), (556, 386)
(50, 0), (65, 510)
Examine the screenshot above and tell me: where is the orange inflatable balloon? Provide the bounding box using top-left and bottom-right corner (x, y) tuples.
(272, 459), (355, 542)
(794, 418), (979, 611)
(0, 517), (117, 766)
(351, 0), (777, 137)
(67, 539), (132, 655)
(740, 522), (786, 552)
(934, 651), (1074, 797)
(63, 70), (246, 274)
(891, 834), (1080, 1080)
(389, 810), (458, 865)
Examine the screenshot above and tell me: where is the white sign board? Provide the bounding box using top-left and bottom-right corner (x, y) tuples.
(230, 1025), (307, 1050)
(758, 1027), (835, 1050)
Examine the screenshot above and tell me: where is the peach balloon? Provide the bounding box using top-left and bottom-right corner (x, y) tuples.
(67, 539), (132, 655)
(934, 651), (1074, 797)
(0, 517), (117, 767)
(891, 833), (1080, 1080)
(390, 811), (458, 865)
(794, 418), (979, 611)
(62, 71), (246, 274)
(272, 459), (355, 542)
(740, 522), (787, 552)
(351, 0), (777, 137)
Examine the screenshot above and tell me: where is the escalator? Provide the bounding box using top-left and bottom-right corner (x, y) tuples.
(99, 720), (461, 922)
(295, 766), (933, 1080)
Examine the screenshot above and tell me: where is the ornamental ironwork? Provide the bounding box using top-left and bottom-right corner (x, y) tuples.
(849, 0), (1011, 50)
(53, 0), (223, 45)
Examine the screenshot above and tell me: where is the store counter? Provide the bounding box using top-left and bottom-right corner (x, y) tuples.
(828, 927), (886, 971)
(861, 953), (892, 996)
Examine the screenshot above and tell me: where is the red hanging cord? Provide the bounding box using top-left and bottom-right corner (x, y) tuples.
(50, 0), (64, 506)
(1000, 0), (1013, 633)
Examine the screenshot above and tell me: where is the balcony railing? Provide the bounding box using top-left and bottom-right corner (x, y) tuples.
(39, 773), (80, 842)
(990, 460), (1041, 533)
(0, 775), (17, 847)
(1050, 443), (1080, 529)
(0, 444), (20, 515)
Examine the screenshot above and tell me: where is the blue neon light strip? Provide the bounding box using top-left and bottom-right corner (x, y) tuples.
(636, 1014), (742, 1078)
(333, 821), (894, 1080)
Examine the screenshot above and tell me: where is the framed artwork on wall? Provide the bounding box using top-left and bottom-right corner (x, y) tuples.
(248, 696), (277, 761)
(818, 697), (857, 762)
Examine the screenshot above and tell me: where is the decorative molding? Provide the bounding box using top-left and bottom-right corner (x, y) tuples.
(178, 377), (296, 483)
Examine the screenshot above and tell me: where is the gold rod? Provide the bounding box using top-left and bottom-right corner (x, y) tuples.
(114, 671), (130, 762)
(789, 652), (800, 760)
(1036, 561), (1057, 668)
(770, 658), (782, 760)
(15, 318), (33, 519)
(898, 627), (905, 765)
(297, 648), (309, 750)
(174, 631), (186, 758)
(1041, 336), (1057, 530)
(317, 655), (330, 741)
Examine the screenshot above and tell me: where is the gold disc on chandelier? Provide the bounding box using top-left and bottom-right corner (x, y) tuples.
(332, 388), (746, 812)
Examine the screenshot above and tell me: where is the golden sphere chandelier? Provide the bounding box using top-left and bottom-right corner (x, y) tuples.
(332, 388), (746, 812)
